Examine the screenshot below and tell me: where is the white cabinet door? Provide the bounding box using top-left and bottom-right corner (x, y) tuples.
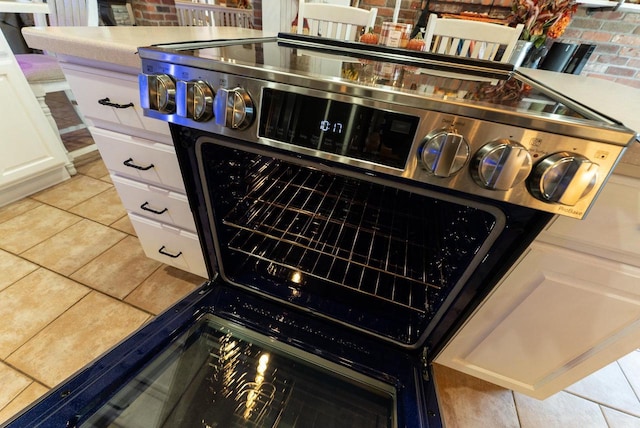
(541, 174), (640, 267)
(0, 32), (70, 206)
(435, 240), (640, 399)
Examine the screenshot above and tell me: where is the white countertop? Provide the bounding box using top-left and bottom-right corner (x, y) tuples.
(22, 26), (274, 70)
(517, 67), (640, 177)
(22, 26), (640, 177)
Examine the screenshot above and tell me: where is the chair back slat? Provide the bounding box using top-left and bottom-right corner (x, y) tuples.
(174, 0), (255, 28)
(45, 0), (98, 26)
(297, 3), (378, 41)
(424, 14), (524, 63)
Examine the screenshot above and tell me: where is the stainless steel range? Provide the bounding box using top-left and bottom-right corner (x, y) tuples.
(7, 34), (636, 428)
(140, 33), (636, 219)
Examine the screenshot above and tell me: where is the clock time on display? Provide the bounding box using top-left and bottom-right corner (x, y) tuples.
(259, 88), (419, 169)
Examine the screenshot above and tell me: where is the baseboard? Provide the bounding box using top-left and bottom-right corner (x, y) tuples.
(0, 168), (71, 208)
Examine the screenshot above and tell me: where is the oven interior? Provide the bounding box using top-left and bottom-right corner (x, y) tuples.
(78, 314), (395, 428)
(197, 139), (504, 347)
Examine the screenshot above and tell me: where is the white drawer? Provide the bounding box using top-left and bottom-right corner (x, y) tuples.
(111, 175), (196, 232)
(61, 63), (169, 138)
(130, 213), (208, 278)
(92, 127), (185, 191)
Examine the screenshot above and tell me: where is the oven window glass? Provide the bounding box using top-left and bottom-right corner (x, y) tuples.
(259, 88), (419, 169)
(200, 142), (500, 345)
(80, 315), (395, 428)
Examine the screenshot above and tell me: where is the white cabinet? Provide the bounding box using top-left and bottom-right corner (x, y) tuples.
(59, 62), (207, 278)
(436, 174), (640, 400)
(0, 30), (70, 206)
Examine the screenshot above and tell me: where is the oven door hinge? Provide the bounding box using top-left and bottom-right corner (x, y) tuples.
(421, 347), (430, 381)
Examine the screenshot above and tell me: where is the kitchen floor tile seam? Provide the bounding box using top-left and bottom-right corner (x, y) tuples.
(1, 274), (95, 367)
(616, 357), (640, 406)
(0, 358), (48, 397)
(598, 403), (640, 425)
(563, 387), (640, 419)
(1, 290), (154, 388)
(32, 182), (117, 213)
(510, 391), (524, 428)
(35, 229), (129, 281)
(8, 217), (128, 280)
(0, 202), (43, 227)
(116, 264), (174, 315)
(48, 267), (159, 319)
(0, 253), (38, 291)
(0, 213), (84, 258)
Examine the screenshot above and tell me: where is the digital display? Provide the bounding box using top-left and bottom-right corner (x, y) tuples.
(259, 89), (419, 169)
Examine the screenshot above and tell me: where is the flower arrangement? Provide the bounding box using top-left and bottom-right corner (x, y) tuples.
(509, 0), (578, 48)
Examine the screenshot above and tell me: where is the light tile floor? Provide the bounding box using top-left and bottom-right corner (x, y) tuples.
(0, 155), (205, 425)
(1, 93), (639, 427)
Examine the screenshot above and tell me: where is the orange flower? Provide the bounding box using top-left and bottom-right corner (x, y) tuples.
(510, 0), (577, 47)
(547, 12), (572, 39)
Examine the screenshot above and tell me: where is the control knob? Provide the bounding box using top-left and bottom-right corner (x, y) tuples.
(213, 87), (254, 130)
(528, 152), (599, 205)
(177, 80), (214, 121)
(139, 73), (176, 113)
(420, 129), (470, 177)
(472, 139), (532, 190)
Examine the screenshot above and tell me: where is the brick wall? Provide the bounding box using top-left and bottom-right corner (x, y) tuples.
(132, 0), (179, 26)
(134, 0), (640, 88)
(562, 9), (640, 89)
(359, 1), (640, 88)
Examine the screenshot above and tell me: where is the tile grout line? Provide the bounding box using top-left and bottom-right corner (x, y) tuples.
(597, 404), (613, 428)
(510, 390), (524, 428)
(617, 356), (640, 403)
(563, 388), (640, 420)
(0, 201), (43, 227)
(3, 286), (155, 390)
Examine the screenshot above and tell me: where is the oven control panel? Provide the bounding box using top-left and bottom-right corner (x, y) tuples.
(139, 65), (629, 219)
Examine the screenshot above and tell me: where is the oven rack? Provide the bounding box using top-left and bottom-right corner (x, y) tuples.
(227, 229), (429, 313)
(221, 160), (495, 314)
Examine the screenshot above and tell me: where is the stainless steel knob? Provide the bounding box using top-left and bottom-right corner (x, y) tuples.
(472, 139), (532, 190)
(528, 152), (599, 205)
(139, 73), (176, 113)
(420, 130), (469, 177)
(213, 87), (254, 130)
(177, 80), (214, 121)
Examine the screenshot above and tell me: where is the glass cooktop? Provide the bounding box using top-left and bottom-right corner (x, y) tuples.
(146, 33), (617, 125)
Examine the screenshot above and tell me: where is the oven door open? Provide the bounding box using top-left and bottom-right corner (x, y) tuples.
(5, 282), (439, 428)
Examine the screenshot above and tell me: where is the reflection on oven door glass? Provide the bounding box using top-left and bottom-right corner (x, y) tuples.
(79, 315), (395, 428)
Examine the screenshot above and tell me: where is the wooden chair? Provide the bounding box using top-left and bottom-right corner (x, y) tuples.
(423, 14), (524, 63)
(296, 2), (378, 41)
(14, 0), (99, 175)
(174, 0), (255, 28)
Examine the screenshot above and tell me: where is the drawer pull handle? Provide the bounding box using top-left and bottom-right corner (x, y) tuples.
(123, 158), (154, 171)
(159, 246), (182, 258)
(98, 97), (134, 109)
(140, 202), (168, 215)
